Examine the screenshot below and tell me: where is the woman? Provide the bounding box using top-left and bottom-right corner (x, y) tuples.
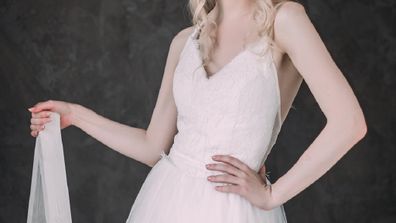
(28, 0), (367, 222)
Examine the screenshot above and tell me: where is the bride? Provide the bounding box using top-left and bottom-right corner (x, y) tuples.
(28, 0), (367, 222)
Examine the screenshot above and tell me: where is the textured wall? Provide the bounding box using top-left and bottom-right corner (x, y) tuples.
(0, 0), (395, 222)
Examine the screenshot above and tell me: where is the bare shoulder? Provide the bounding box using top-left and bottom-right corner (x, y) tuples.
(275, 1), (306, 20)
(173, 26), (195, 43)
(273, 1), (312, 53)
(168, 26), (195, 60)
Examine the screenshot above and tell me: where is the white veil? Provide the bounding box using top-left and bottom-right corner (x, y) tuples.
(27, 112), (72, 223)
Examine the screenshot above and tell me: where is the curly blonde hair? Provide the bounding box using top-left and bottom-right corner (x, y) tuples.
(188, 0), (294, 72)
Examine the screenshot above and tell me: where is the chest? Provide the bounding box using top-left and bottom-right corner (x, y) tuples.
(172, 37), (280, 120)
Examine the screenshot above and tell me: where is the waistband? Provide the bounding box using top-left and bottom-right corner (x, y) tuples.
(159, 149), (272, 185)
(160, 149), (222, 179)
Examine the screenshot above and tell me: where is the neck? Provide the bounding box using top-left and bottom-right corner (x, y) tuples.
(216, 0), (254, 22)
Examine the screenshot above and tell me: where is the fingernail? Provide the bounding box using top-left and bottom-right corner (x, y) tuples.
(28, 108), (33, 112)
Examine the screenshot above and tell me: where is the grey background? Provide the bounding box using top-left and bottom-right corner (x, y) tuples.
(0, 0), (395, 222)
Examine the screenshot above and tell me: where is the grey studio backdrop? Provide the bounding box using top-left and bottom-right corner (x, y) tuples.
(0, 0), (395, 222)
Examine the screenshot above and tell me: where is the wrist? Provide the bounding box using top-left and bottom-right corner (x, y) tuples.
(267, 182), (283, 209)
(268, 186), (280, 210)
(258, 183), (278, 211)
(68, 103), (82, 127)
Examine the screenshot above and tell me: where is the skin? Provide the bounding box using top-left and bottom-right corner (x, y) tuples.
(28, 0), (367, 211)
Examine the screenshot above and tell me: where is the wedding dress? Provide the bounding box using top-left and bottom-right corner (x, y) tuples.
(125, 25), (287, 222)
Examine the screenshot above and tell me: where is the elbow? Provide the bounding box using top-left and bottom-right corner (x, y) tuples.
(145, 151), (163, 168)
(327, 109), (368, 143)
(146, 158), (161, 168)
(146, 161), (156, 168)
(144, 154), (160, 168)
(354, 118), (367, 141)
(353, 119), (367, 141)
(350, 108), (368, 141)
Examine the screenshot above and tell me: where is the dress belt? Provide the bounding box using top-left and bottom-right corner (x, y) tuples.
(160, 148), (223, 179)
(159, 148), (272, 185)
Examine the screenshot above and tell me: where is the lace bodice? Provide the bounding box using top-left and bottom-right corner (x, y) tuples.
(168, 25), (283, 171)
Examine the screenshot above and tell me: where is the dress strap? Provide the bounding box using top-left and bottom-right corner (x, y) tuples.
(191, 25), (201, 40)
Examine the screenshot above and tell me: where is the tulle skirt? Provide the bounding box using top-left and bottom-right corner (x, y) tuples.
(125, 149), (287, 223)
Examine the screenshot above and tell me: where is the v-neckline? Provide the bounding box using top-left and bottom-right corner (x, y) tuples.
(188, 26), (284, 131)
(190, 34), (262, 80)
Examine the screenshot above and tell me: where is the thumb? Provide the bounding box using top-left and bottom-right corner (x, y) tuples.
(30, 100), (55, 112)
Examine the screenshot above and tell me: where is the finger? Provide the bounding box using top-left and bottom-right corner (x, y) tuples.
(31, 117), (51, 125)
(206, 163), (244, 178)
(30, 100), (55, 113)
(214, 184), (242, 195)
(212, 155), (252, 175)
(33, 130), (40, 137)
(30, 124), (38, 131)
(31, 130), (38, 137)
(31, 111), (51, 118)
(30, 124), (45, 131)
(207, 173), (242, 185)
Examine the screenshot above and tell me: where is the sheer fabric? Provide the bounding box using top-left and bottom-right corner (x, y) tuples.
(27, 112), (72, 223)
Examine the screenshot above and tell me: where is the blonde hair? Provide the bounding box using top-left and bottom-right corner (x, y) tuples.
(188, 0), (294, 72)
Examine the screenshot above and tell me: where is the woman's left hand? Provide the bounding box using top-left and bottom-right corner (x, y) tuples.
(205, 155), (277, 210)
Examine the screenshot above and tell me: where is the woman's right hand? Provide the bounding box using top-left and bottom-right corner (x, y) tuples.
(28, 100), (74, 137)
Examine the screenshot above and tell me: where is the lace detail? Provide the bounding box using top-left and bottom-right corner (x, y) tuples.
(170, 25), (283, 171)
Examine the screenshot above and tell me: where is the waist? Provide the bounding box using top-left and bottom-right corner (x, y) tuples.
(160, 148), (224, 179)
(159, 149), (272, 186)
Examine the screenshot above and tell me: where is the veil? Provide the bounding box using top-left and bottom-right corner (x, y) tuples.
(27, 112), (72, 223)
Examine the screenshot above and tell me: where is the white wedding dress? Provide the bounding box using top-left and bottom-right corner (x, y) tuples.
(125, 25), (287, 222)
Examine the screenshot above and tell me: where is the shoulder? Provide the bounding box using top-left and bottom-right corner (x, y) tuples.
(168, 26), (195, 58)
(173, 26), (195, 42)
(274, 1), (306, 18)
(273, 1), (312, 52)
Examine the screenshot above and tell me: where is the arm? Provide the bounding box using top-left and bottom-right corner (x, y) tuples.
(270, 2), (367, 206)
(69, 27), (193, 167)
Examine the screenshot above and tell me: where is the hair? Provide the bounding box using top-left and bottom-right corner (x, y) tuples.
(187, 0), (294, 72)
